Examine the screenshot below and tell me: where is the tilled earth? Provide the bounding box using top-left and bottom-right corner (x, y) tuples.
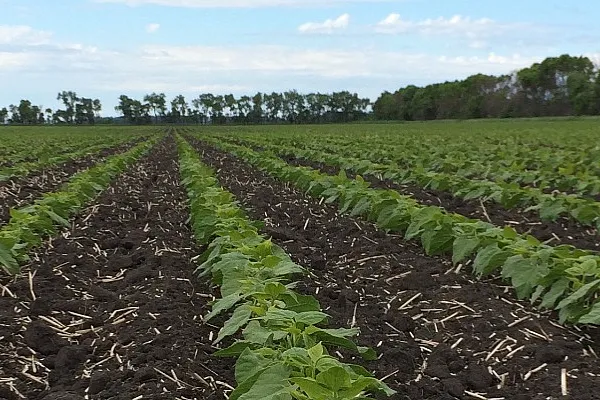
(188, 137), (600, 400)
(0, 137), (232, 400)
(1, 133), (599, 400)
(279, 155), (599, 252)
(0, 138), (148, 224)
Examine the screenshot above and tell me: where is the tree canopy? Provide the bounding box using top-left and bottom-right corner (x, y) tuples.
(373, 54), (600, 121)
(2, 54), (600, 126)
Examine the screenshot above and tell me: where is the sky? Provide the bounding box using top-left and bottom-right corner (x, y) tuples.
(1, 0), (599, 116)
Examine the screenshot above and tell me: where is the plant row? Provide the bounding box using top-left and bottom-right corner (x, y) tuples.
(224, 126), (600, 199)
(197, 137), (600, 326)
(0, 137), (160, 275)
(271, 125), (600, 197)
(225, 135), (600, 230)
(0, 133), (151, 182)
(176, 135), (395, 400)
(331, 136), (600, 199)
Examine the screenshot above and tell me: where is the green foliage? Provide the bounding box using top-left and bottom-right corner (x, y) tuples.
(176, 135), (395, 399)
(231, 134), (600, 229)
(0, 136), (158, 275)
(373, 54), (599, 120)
(201, 137), (600, 326)
(0, 127), (147, 182)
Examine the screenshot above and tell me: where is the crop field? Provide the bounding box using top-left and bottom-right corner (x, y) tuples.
(0, 120), (599, 400)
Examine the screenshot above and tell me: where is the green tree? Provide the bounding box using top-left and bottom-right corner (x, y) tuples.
(212, 95), (225, 124)
(56, 91), (79, 123)
(143, 92), (166, 123)
(567, 71), (596, 115)
(13, 100), (39, 124)
(115, 95), (150, 124)
(224, 94), (237, 119)
(170, 95), (188, 123)
(249, 92), (264, 123)
(237, 95), (252, 122)
(44, 108), (53, 124)
(192, 93), (216, 124)
(0, 107), (8, 124)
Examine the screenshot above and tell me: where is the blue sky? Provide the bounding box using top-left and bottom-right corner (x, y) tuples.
(1, 0), (599, 116)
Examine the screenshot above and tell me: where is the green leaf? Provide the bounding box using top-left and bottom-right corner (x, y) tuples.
(452, 236), (480, 264)
(294, 311), (329, 325)
(405, 207), (440, 239)
(214, 341), (255, 357)
(559, 303), (584, 324)
(463, 186), (487, 201)
(565, 259), (599, 277)
(571, 204), (600, 225)
(316, 366), (351, 392)
(305, 327), (377, 360)
(215, 304), (253, 344)
(292, 378), (334, 400)
(501, 255), (549, 300)
(538, 201), (567, 221)
(357, 346), (377, 361)
(263, 282), (288, 299)
(376, 204), (409, 231)
(307, 342), (324, 363)
(206, 293), (242, 321)
(556, 279), (600, 310)
(350, 197), (371, 217)
(221, 268), (250, 297)
(502, 226), (518, 240)
(44, 209), (70, 226)
(270, 259), (304, 277)
(578, 301), (600, 324)
(540, 278), (570, 309)
(235, 348), (271, 384)
(231, 363), (291, 400)
(0, 241), (19, 275)
(242, 321), (287, 345)
(473, 244), (510, 276)
(282, 347), (311, 369)
(421, 224), (454, 256)
(280, 293), (321, 313)
(314, 356), (346, 373)
(238, 367), (292, 400)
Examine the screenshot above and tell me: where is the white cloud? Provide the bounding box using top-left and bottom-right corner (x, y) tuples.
(95, 0), (391, 8)
(137, 45), (363, 77)
(2, 39), (543, 82)
(469, 40), (488, 49)
(299, 14), (350, 34)
(0, 22), (571, 115)
(0, 52), (33, 69)
(586, 52), (600, 66)
(145, 23), (160, 33)
(375, 14), (523, 41)
(0, 25), (52, 45)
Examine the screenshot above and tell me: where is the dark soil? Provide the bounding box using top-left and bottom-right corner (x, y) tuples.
(190, 138), (600, 400)
(0, 137), (231, 399)
(280, 155), (600, 252)
(0, 138), (148, 225)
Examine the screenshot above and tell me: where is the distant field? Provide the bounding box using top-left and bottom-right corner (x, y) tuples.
(1, 121), (599, 399)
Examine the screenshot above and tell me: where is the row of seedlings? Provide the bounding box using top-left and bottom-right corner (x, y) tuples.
(0, 136), (160, 275)
(197, 138), (600, 326)
(0, 133), (151, 182)
(176, 135), (395, 400)
(224, 135), (600, 230)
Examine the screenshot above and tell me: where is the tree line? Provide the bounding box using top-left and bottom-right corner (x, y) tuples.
(2, 54), (600, 125)
(373, 54), (600, 120)
(115, 90), (371, 124)
(0, 91), (102, 125)
(0, 90), (370, 125)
